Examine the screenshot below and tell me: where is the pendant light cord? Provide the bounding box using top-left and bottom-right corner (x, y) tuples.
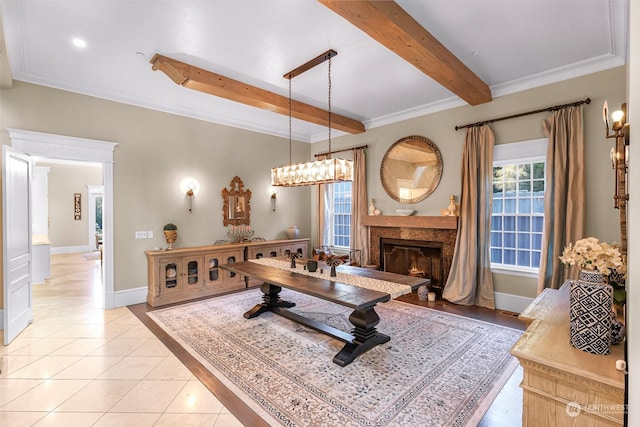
(288, 78), (292, 165)
(327, 57), (332, 159)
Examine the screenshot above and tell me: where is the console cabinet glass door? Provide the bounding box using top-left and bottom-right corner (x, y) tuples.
(183, 256), (202, 290)
(161, 260), (179, 294)
(204, 255), (222, 287)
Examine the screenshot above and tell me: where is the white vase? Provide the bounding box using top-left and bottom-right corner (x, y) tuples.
(286, 225), (300, 239)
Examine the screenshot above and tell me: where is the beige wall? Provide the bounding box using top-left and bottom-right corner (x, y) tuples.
(0, 66), (627, 305)
(311, 66), (627, 299)
(40, 162), (103, 247)
(0, 81), (312, 300)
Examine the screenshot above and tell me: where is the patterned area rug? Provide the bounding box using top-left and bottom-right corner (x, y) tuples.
(148, 289), (522, 426)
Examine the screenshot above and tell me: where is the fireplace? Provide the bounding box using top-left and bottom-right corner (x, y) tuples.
(365, 219), (457, 298)
(380, 238), (444, 295)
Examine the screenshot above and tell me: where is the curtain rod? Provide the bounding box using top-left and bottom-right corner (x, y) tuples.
(454, 98), (590, 131)
(314, 144), (368, 157)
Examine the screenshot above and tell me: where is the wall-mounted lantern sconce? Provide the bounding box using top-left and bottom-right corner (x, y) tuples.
(603, 100), (630, 253)
(180, 177), (200, 212)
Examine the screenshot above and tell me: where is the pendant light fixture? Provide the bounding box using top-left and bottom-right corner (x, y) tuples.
(271, 50), (353, 187)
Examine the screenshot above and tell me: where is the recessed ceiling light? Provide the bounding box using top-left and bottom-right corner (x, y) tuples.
(72, 38), (87, 48)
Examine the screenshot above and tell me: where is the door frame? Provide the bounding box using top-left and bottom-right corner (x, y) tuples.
(5, 128), (118, 309)
(87, 185), (104, 250)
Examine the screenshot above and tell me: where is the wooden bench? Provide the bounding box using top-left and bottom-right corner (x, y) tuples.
(221, 261), (428, 366)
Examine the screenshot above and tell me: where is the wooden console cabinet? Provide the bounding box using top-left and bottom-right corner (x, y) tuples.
(245, 238), (309, 287)
(146, 238), (310, 306)
(511, 282), (625, 426)
(146, 243), (245, 307)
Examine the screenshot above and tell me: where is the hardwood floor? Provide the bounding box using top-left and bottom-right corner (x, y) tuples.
(131, 284), (526, 427)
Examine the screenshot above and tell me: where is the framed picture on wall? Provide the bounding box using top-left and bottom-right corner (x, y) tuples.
(74, 192), (81, 220)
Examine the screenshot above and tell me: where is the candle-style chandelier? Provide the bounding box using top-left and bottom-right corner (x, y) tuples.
(271, 49), (353, 187)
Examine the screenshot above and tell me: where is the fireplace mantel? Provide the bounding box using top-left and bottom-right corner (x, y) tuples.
(361, 215), (457, 229)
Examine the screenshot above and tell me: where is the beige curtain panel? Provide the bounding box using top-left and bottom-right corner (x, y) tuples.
(537, 106), (585, 293)
(351, 148), (369, 266)
(443, 125), (495, 309)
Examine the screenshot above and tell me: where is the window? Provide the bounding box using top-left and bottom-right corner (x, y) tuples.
(490, 139), (547, 275)
(329, 181), (352, 249)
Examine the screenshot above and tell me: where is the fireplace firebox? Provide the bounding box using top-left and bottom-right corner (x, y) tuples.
(380, 238), (444, 297)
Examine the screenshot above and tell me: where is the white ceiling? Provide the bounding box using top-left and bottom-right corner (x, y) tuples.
(0, 0), (629, 143)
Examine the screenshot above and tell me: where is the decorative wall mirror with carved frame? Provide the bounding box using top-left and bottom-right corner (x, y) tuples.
(380, 135), (443, 204)
(222, 176), (251, 226)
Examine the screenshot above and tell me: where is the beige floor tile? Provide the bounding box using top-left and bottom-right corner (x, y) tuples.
(97, 356), (164, 380)
(128, 338), (172, 357)
(0, 411), (47, 426)
(7, 355), (82, 379)
(143, 356), (193, 380)
(164, 379), (225, 414)
(1, 378), (90, 412)
(50, 338), (110, 356)
(154, 413), (219, 427)
(48, 324), (103, 339)
(78, 309), (135, 325)
(32, 411), (104, 426)
(50, 323), (132, 339)
(88, 338), (147, 356)
(52, 355), (123, 379)
(116, 324), (156, 339)
(0, 378), (43, 406)
(212, 412), (244, 427)
(107, 313), (145, 325)
(0, 354), (42, 377)
(92, 412), (161, 427)
(56, 379), (139, 412)
(8, 337), (75, 356)
(11, 322), (72, 339)
(109, 379), (188, 413)
(1, 337), (40, 355)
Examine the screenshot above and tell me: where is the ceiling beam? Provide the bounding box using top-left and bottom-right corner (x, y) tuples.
(150, 54), (365, 135)
(318, 0), (492, 106)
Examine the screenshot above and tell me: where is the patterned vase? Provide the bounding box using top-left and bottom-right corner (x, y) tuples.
(569, 270), (613, 355)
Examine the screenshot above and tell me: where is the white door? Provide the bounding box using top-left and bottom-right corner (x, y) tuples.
(2, 145), (33, 345)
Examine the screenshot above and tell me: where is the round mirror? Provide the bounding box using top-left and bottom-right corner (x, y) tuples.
(380, 135), (443, 204)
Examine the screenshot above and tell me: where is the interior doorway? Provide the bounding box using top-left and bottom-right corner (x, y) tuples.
(5, 128), (117, 312)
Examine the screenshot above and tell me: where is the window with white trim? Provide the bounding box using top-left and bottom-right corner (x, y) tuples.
(491, 139), (547, 275)
(329, 181), (351, 249)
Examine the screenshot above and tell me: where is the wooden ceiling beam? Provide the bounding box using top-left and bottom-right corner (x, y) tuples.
(150, 54), (365, 135)
(318, 0), (492, 106)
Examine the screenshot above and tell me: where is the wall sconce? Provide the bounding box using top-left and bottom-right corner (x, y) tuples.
(270, 188), (278, 211)
(602, 100), (630, 253)
(180, 177), (200, 212)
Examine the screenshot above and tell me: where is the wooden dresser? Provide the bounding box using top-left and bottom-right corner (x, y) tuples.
(511, 282), (625, 426)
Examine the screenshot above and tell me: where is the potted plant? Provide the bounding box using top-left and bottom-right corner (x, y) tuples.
(163, 223), (178, 250)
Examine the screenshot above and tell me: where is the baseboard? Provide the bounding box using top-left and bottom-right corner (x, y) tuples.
(114, 286), (147, 308)
(494, 292), (534, 314)
(50, 245), (92, 254)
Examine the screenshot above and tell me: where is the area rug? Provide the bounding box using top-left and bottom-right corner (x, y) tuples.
(148, 289), (522, 427)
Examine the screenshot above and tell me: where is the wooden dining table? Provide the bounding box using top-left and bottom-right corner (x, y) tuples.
(220, 260), (430, 366)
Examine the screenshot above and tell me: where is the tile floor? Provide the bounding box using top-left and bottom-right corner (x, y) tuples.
(0, 252), (242, 427)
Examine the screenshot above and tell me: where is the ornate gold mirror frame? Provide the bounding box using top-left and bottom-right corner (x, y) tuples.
(222, 176), (251, 226)
(380, 135), (443, 204)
